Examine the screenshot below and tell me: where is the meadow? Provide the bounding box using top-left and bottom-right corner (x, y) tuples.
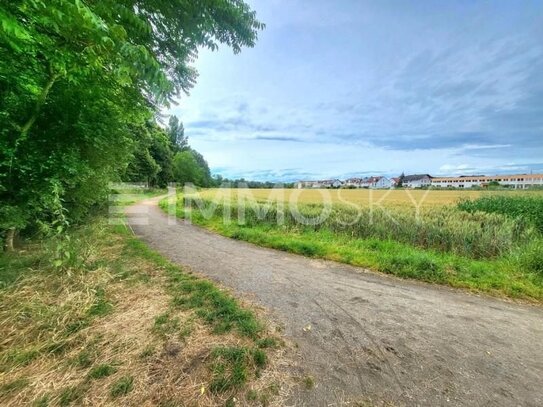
(162, 188), (543, 301)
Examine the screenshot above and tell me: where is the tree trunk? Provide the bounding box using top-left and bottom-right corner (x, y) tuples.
(4, 228), (15, 252)
(19, 71), (59, 139)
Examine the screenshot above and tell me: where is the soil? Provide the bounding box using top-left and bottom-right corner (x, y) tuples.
(126, 197), (543, 406)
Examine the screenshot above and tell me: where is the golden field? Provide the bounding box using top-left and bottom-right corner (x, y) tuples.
(192, 188), (542, 208)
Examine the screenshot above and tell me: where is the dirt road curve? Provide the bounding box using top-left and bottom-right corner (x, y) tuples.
(127, 197), (543, 406)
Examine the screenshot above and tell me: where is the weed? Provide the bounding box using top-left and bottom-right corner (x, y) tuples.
(153, 312), (181, 338)
(303, 375), (315, 389)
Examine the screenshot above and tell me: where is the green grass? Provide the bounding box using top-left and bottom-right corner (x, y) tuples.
(161, 195), (543, 301)
(122, 234), (264, 339)
(110, 376), (134, 398)
(458, 195), (543, 233)
(88, 364), (117, 379)
(59, 385), (86, 406)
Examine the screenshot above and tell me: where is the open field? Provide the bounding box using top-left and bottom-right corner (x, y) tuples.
(195, 188), (543, 209)
(162, 189), (543, 301)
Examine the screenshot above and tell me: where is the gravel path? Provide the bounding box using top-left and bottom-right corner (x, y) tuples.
(126, 197), (543, 406)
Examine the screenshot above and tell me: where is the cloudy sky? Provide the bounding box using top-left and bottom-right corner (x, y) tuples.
(168, 0), (543, 182)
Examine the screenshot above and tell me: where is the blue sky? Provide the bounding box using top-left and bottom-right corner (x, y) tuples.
(169, 0), (543, 182)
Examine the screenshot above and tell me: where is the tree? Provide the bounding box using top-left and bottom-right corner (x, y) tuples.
(168, 116), (188, 151)
(397, 172), (405, 188)
(0, 0), (263, 249)
(189, 149), (212, 186)
(173, 150), (205, 186)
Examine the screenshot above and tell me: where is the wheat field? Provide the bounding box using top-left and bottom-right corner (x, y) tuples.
(193, 188), (542, 208)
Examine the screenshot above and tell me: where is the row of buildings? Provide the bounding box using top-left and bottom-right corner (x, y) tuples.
(297, 173), (543, 190)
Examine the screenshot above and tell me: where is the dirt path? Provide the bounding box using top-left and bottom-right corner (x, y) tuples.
(126, 197), (543, 406)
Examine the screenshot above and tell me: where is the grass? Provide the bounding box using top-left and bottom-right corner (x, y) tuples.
(458, 194), (543, 233)
(0, 211), (286, 405)
(88, 363), (117, 379)
(110, 375), (134, 398)
(161, 191), (543, 301)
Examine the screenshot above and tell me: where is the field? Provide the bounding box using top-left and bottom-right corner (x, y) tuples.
(194, 188), (540, 208)
(162, 189), (543, 301)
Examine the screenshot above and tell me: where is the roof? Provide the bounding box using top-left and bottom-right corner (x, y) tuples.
(403, 174), (432, 182)
(432, 173), (543, 182)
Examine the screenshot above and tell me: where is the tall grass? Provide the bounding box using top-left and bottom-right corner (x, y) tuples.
(184, 198), (537, 259)
(458, 195), (543, 234)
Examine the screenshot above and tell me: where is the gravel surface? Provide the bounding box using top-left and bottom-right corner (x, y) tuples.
(127, 197), (543, 406)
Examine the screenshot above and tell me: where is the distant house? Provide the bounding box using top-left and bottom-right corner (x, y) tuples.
(372, 176), (394, 189)
(331, 179), (343, 188)
(431, 173), (543, 189)
(345, 177), (364, 188)
(344, 176), (393, 189)
(297, 179), (343, 189)
(391, 177), (400, 187)
(403, 174), (433, 188)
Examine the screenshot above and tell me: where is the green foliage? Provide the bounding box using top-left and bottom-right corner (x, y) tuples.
(168, 116), (188, 151)
(458, 195), (543, 234)
(0, 0), (263, 242)
(210, 347), (250, 393)
(173, 150), (212, 187)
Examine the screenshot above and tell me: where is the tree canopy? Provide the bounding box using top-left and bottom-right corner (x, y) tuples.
(0, 0), (263, 247)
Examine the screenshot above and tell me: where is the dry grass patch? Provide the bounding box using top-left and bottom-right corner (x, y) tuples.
(0, 220), (291, 406)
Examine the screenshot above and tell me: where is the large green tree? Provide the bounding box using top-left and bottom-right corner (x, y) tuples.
(0, 0), (263, 249)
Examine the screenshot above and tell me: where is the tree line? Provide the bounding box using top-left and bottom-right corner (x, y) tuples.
(0, 0), (263, 250)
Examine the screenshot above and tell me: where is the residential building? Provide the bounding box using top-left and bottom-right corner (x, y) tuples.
(431, 174), (543, 189)
(373, 176), (394, 189)
(402, 174), (433, 188)
(297, 179), (343, 189)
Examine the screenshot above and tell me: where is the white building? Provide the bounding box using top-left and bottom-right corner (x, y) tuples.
(431, 174), (543, 189)
(372, 176), (394, 189)
(402, 174), (433, 188)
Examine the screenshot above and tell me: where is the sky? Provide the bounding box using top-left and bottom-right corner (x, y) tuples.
(168, 0), (543, 182)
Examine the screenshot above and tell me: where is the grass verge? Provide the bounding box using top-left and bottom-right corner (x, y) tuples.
(0, 215), (288, 405)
